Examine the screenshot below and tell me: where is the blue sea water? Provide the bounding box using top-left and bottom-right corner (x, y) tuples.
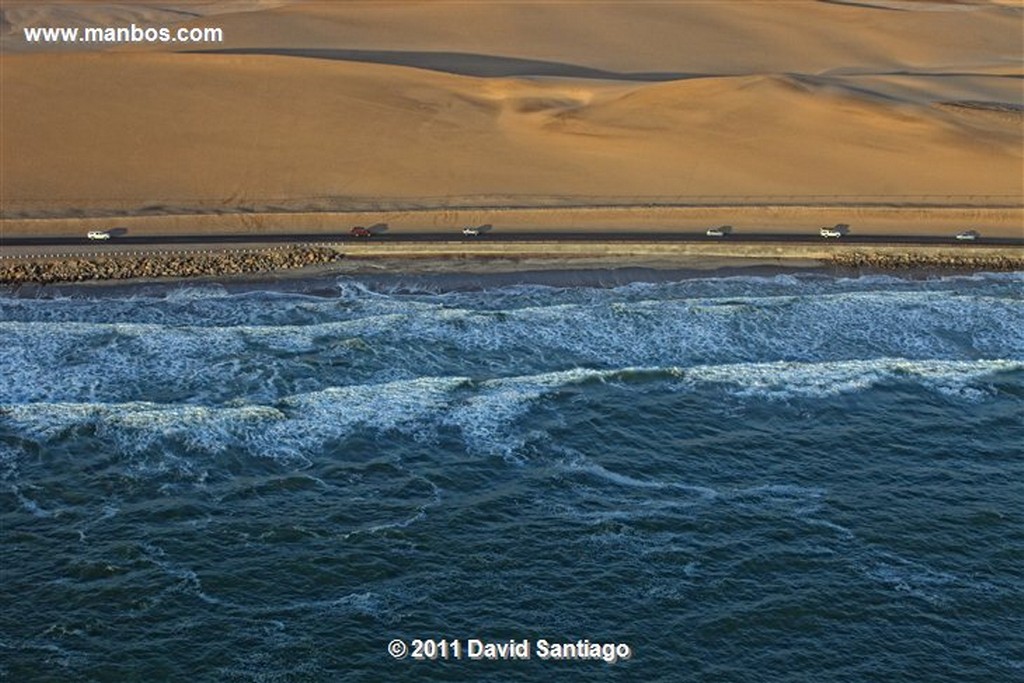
(1, 269), (1022, 682)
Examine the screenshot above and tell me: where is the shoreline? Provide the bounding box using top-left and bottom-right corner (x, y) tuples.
(6, 262), (825, 300)
(2, 245), (1021, 297)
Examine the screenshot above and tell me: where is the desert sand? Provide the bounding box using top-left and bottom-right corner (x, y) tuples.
(1, 0), (1022, 238)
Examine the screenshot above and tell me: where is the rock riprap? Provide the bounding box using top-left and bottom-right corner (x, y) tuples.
(0, 247), (343, 284)
(830, 252), (1023, 271)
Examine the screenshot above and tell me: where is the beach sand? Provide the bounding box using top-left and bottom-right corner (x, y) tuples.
(2, 1), (1022, 238)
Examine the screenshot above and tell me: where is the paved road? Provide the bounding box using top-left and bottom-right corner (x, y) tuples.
(4, 231), (1023, 248)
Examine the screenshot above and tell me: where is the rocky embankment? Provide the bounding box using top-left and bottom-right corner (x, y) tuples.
(0, 247), (344, 285)
(829, 252), (1023, 271)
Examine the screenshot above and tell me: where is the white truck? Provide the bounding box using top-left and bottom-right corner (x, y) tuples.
(87, 231), (111, 241)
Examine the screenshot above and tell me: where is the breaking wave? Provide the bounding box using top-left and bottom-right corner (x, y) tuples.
(3, 359), (1018, 470)
(1, 277), (1020, 405)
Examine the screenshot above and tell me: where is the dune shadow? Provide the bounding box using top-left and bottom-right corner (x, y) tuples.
(817, 0), (907, 11)
(184, 48), (701, 82)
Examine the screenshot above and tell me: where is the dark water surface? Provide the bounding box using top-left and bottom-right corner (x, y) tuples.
(2, 270), (1022, 682)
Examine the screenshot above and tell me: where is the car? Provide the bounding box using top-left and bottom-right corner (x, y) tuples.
(820, 227), (842, 238)
(86, 231), (111, 240)
(706, 226), (732, 237)
(955, 230), (979, 241)
(462, 227), (481, 236)
(349, 226), (372, 238)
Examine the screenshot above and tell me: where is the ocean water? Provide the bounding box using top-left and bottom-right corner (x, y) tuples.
(1, 269), (1022, 682)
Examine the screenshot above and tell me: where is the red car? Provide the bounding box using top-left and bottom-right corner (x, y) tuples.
(349, 226), (372, 238)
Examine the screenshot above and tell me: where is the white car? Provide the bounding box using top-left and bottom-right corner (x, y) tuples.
(820, 227), (842, 238)
(87, 231), (111, 240)
(706, 226), (732, 237)
(955, 230), (979, 241)
(462, 227), (481, 236)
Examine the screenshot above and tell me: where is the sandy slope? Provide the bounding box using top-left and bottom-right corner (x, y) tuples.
(2, 1), (1021, 235)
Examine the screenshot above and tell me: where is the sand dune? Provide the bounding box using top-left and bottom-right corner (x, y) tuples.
(178, 0), (1023, 75)
(2, 1), (1021, 233)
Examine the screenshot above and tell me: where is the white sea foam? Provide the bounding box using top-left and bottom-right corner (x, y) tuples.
(566, 459), (668, 490)
(11, 485), (56, 518)
(862, 553), (960, 606)
(5, 402), (285, 452)
(274, 375), (468, 441)
(443, 368), (599, 459)
(391, 288), (1021, 369)
(341, 475), (442, 539)
(164, 284), (231, 301)
(672, 358), (1023, 400)
(3, 376), (477, 475)
(800, 517), (855, 540)
(731, 483), (827, 499)
(334, 280), (390, 301)
(4, 356), (1019, 474)
(561, 454), (719, 499)
(3, 277), (1021, 406)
